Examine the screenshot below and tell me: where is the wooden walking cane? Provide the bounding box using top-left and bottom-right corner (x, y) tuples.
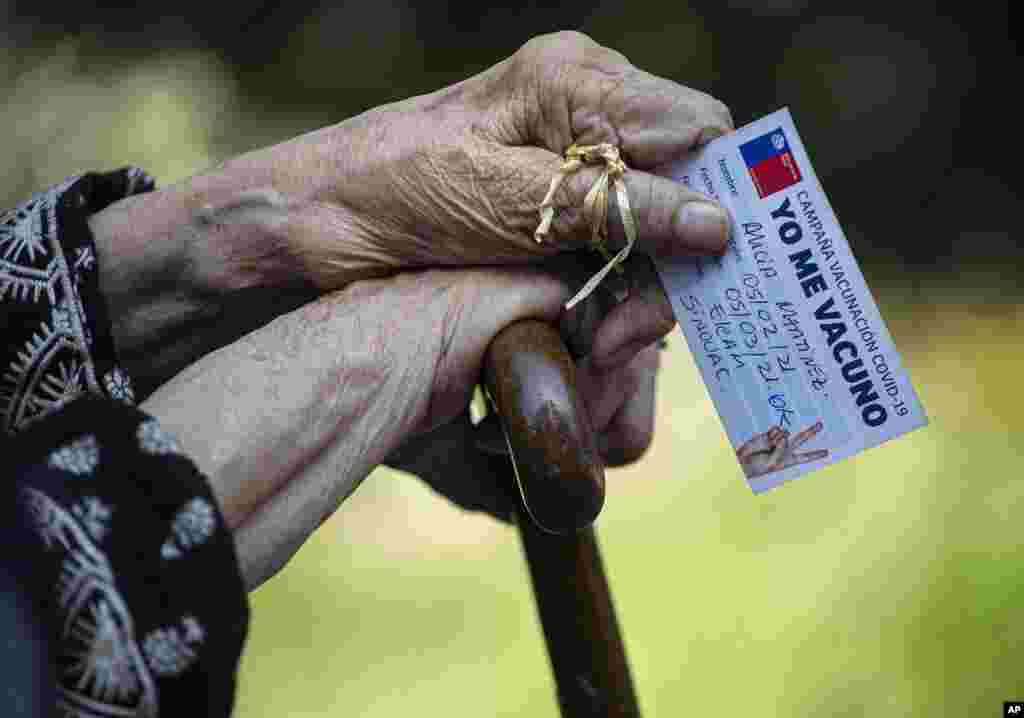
(482, 319), (642, 718)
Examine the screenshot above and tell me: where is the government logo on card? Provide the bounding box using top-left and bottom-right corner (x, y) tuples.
(739, 127), (803, 198)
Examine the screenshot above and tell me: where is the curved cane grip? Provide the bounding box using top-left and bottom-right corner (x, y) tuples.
(483, 320), (606, 535)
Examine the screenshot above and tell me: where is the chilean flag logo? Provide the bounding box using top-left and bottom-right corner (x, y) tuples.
(739, 128), (802, 198)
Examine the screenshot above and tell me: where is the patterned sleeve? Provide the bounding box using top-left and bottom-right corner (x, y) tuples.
(1, 172), (249, 718)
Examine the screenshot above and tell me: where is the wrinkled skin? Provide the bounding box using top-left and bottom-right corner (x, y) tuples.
(262, 34), (732, 277)
(154, 32), (733, 370)
(143, 268), (571, 587)
(387, 253), (667, 521)
(96, 32), (736, 586)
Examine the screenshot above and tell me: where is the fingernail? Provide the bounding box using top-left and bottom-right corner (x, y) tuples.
(675, 201), (729, 252)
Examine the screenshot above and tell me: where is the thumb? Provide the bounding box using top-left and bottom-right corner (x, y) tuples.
(413, 266), (570, 432)
(501, 142), (728, 260)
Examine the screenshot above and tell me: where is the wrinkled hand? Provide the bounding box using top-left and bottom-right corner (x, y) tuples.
(184, 30), (732, 370)
(736, 422), (828, 479)
(142, 267), (577, 588)
(270, 31), (732, 265)
(386, 253), (666, 520)
(102, 32), (735, 555)
(88, 32), (729, 396)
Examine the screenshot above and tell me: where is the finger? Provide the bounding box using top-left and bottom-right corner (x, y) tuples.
(574, 340), (661, 444)
(790, 420), (824, 449)
(766, 440), (788, 470)
(542, 157), (730, 257)
(782, 449), (829, 470)
(590, 254), (674, 369)
(575, 357), (640, 436)
(572, 70), (733, 169)
(512, 32), (733, 167)
(736, 431), (776, 461)
(548, 253), (621, 358)
(599, 345), (659, 466)
(451, 141), (727, 264)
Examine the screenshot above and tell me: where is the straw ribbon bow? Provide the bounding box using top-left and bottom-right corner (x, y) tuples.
(535, 143), (639, 310)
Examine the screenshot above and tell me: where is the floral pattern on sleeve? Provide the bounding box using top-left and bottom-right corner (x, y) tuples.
(2, 174), (249, 718)
(1, 168), (152, 436)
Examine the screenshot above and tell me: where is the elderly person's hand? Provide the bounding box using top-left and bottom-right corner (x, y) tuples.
(244, 31), (732, 278)
(143, 257), (677, 587)
(142, 267), (575, 588)
(385, 252), (669, 520)
(89, 31), (731, 396)
(92, 33), (732, 569)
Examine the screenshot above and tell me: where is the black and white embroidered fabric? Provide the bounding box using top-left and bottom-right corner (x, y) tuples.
(1, 168), (151, 435)
(8, 398), (249, 718)
(1, 173), (249, 717)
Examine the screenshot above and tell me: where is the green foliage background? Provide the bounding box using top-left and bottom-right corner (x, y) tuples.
(1, 3), (1019, 714)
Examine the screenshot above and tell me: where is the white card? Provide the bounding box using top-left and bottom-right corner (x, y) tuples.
(653, 108), (927, 493)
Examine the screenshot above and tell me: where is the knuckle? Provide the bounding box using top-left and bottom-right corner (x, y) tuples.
(593, 71), (632, 112)
(552, 29), (595, 47)
(511, 33), (600, 113)
(671, 89), (734, 141)
(628, 172), (669, 241)
(518, 31), (624, 70)
(694, 93), (734, 137)
(518, 31), (585, 63)
(709, 97), (735, 130)
(547, 167), (602, 243)
(539, 30), (598, 54)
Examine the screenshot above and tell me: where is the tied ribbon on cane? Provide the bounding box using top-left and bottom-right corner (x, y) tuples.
(535, 143), (639, 310)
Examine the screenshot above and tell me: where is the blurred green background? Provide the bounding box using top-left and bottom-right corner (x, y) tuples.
(2, 1), (1018, 715)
